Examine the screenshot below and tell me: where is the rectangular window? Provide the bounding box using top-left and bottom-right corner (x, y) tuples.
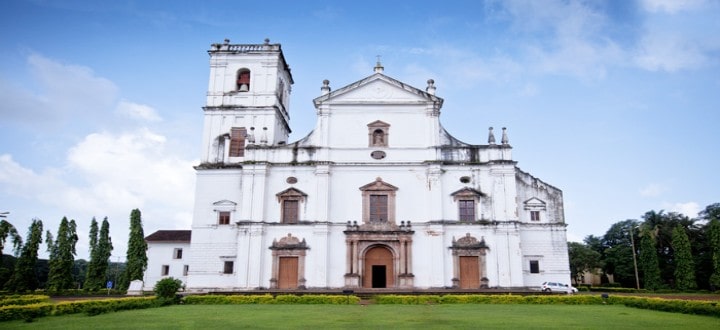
(459, 200), (475, 221)
(282, 200), (299, 224)
(369, 194), (388, 222)
(530, 211), (540, 221)
(229, 127), (246, 157)
(218, 211), (231, 225)
(223, 261), (234, 274)
(529, 260), (540, 274)
(173, 248), (183, 259)
(161, 265), (169, 276)
(183, 265), (189, 276)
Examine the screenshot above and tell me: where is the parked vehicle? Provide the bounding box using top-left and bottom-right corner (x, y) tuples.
(541, 281), (578, 293)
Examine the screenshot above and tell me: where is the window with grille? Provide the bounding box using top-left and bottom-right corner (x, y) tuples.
(282, 200), (299, 224)
(223, 261), (234, 274)
(459, 200), (475, 221)
(369, 194), (388, 222)
(229, 127), (246, 157)
(530, 260), (540, 274)
(530, 211), (540, 221)
(218, 211), (231, 225)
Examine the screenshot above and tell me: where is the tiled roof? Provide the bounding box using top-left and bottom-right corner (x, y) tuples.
(145, 230), (191, 242)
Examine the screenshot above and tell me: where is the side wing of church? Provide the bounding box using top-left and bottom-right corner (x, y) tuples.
(143, 39), (570, 291)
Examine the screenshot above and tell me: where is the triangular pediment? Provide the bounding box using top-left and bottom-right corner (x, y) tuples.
(523, 197), (547, 210)
(313, 73), (443, 106)
(359, 177), (398, 191)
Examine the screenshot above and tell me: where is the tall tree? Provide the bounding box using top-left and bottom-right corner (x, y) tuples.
(119, 209), (148, 290)
(84, 217), (113, 291)
(5, 219), (43, 292)
(600, 219), (640, 286)
(0, 219), (23, 259)
(88, 217), (98, 256)
(568, 241), (602, 284)
(708, 218), (720, 289)
(0, 220), (23, 287)
(671, 225), (696, 290)
(46, 217), (79, 293)
(639, 225), (662, 290)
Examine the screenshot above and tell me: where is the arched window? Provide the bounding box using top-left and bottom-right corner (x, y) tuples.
(236, 69), (251, 92)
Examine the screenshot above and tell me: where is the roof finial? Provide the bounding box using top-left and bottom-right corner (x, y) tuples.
(501, 127), (509, 145)
(426, 79), (436, 95)
(321, 79), (331, 95)
(488, 127), (496, 145)
(374, 55), (384, 74)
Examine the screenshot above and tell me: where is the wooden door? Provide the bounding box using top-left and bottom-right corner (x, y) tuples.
(363, 246), (394, 288)
(278, 256), (298, 289)
(459, 256), (480, 289)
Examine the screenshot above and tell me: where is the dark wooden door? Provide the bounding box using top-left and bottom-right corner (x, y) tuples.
(459, 256), (480, 289)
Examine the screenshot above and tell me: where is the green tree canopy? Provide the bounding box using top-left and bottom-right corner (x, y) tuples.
(671, 225), (696, 290)
(119, 209), (148, 290)
(5, 219), (43, 292)
(84, 217), (113, 291)
(639, 225), (662, 290)
(568, 241), (602, 284)
(46, 217), (79, 293)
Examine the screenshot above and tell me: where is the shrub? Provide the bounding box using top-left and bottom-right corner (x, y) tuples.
(154, 277), (183, 305)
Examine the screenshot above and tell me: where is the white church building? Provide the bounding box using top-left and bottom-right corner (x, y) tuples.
(143, 39), (570, 292)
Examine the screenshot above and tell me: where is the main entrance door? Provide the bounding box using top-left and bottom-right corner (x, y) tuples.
(363, 246), (394, 288)
(278, 256), (299, 289)
(459, 256), (480, 289)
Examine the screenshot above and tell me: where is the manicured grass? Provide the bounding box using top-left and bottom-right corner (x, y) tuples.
(4, 304), (719, 329)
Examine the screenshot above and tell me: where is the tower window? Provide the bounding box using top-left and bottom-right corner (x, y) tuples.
(237, 69), (251, 92)
(530, 211), (540, 221)
(229, 127), (246, 157)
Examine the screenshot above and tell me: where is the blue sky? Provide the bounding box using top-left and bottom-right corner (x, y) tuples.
(1, 0), (719, 260)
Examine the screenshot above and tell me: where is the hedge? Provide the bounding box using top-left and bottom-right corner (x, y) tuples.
(0, 295), (51, 307)
(375, 294), (604, 305)
(374, 294), (719, 318)
(182, 294), (360, 305)
(0, 296), (159, 322)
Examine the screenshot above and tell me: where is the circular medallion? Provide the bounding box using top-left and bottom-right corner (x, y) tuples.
(286, 176), (298, 184)
(371, 150), (386, 160)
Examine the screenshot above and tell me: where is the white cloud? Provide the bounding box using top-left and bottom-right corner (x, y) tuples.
(641, 0), (707, 14)
(665, 201), (701, 217)
(0, 128), (197, 258)
(633, 34), (708, 72)
(0, 54), (118, 123)
(116, 100), (162, 122)
(639, 183), (668, 197)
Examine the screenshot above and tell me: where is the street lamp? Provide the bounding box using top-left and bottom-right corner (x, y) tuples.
(629, 226), (640, 290)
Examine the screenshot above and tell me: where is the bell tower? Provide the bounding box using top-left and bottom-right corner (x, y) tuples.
(200, 38), (293, 164)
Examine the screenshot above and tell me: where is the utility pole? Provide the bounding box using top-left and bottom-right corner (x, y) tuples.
(629, 227), (640, 290)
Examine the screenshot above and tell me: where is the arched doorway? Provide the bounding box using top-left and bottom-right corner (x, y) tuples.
(363, 246), (394, 288)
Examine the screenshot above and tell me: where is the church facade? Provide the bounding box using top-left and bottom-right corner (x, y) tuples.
(143, 39), (570, 292)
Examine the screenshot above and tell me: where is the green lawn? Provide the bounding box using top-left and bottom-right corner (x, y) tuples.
(4, 304), (719, 329)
